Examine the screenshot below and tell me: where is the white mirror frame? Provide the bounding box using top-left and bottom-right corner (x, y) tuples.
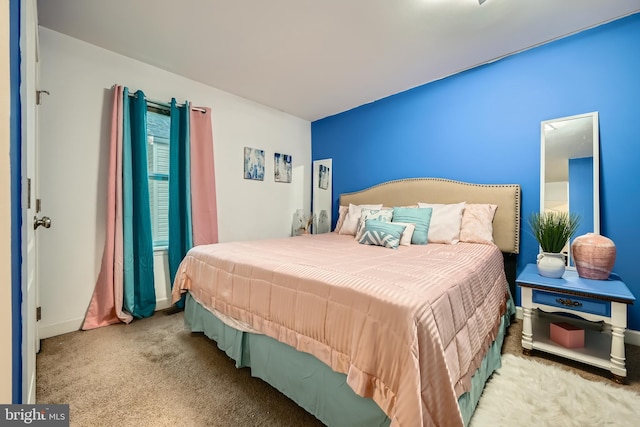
(312, 159), (332, 234)
(540, 111), (599, 268)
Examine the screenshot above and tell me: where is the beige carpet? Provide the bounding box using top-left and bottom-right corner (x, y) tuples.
(37, 310), (640, 426)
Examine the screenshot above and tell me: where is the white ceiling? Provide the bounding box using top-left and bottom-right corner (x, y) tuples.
(37, 0), (640, 121)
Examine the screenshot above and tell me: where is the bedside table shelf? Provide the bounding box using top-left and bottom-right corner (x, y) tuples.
(530, 311), (611, 370)
(517, 263), (635, 382)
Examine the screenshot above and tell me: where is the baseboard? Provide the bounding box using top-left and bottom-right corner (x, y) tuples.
(626, 328), (640, 346)
(39, 297), (173, 338)
(155, 297), (172, 311)
(514, 306), (640, 346)
(39, 317), (84, 339)
(515, 305), (523, 319)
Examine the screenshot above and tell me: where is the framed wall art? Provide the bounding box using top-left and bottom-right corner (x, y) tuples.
(318, 164), (330, 190)
(244, 147), (265, 181)
(274, 153), (292, 183)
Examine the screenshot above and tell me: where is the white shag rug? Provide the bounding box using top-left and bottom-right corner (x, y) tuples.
(470, 354), (640, 427)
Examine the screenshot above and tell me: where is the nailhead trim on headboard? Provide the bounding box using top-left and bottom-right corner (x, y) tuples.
(340, 178), (521, 254)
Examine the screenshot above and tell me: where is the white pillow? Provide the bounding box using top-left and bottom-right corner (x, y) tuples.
(391, 221), (416, 246)
(416, 202), (466, 244)
(339, 203), (383, 236)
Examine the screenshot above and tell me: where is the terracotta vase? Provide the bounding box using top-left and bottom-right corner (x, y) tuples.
(537, 252), (566, 278)
(571, 233), (616, 280)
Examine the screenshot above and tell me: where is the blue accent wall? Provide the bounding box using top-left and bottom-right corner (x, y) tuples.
(312, 13), (640, 330)
(10, 0), (22, 403)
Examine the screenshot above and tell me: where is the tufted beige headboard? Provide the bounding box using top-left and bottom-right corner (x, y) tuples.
(339, 178), (521, 254)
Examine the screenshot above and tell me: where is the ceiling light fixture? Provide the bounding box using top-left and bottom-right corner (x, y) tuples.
(479, 0), (487, 4)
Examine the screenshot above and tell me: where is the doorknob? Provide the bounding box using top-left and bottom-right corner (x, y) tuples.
(34, 216), (52, 230)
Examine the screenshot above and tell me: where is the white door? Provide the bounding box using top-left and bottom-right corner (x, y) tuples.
(21, 0), (42, 404)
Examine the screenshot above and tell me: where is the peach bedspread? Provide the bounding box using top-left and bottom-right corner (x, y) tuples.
(172, 233), (508, 427)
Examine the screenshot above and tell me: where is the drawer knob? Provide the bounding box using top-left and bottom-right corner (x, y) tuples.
(556, 298), (583, 308)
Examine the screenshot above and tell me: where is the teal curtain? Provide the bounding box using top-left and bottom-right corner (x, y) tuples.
(122, 89), (156, 318)
(168, 99), (193, 307)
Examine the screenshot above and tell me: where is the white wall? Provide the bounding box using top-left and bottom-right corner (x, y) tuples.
(37, 28), (311, 337)
(1, 0), (13, 403)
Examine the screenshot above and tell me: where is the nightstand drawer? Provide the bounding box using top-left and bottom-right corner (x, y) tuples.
(532, 289), (611, 317)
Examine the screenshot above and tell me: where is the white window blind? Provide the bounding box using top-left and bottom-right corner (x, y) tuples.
(147, 110), (171, 247)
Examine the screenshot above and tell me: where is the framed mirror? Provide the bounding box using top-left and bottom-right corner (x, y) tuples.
(540, 112), (599, 267)
(312, 158), (332, 234)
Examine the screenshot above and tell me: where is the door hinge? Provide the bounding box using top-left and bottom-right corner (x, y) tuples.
(36, 306), (41, 321)
(36, 90), (50, 105)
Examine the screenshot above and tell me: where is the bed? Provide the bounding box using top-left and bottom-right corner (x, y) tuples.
(172, 178), (521, 427)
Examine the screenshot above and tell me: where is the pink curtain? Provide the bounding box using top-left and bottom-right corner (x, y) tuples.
(189, 106), (218, 246)
(82, 86), (132, 330)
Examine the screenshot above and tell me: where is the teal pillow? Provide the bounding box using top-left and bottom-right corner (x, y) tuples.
(392, 207), (433, 244)
(358, 220), (407, 249)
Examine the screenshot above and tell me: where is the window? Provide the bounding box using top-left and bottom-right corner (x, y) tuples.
(147, 109), (171, 248)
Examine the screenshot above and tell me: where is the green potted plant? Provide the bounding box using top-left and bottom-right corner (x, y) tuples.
(528, 211), (581, 278)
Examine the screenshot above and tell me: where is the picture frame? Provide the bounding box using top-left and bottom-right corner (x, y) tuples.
(274, 153), (292, 183)
(244, 147), (265, 181)
(318, 164), (330, 190)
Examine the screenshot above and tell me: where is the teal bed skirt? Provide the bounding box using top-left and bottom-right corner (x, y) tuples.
(184, 293), (514, 426)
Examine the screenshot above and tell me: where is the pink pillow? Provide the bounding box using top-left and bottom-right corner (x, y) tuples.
(459, 204), (498, 244)
(334, 206), (348, 233)
(339, 204), (383, 236)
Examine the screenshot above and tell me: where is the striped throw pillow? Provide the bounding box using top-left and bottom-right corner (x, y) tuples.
(358, 220), (407, 249)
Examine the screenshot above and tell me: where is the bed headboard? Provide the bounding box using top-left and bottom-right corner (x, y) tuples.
(339, 178), (521, 254)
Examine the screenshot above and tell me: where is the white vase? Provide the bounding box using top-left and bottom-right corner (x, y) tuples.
(536, 252), (566, 278)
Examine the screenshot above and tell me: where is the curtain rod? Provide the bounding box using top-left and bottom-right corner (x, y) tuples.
(127, 91), (206, 113)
